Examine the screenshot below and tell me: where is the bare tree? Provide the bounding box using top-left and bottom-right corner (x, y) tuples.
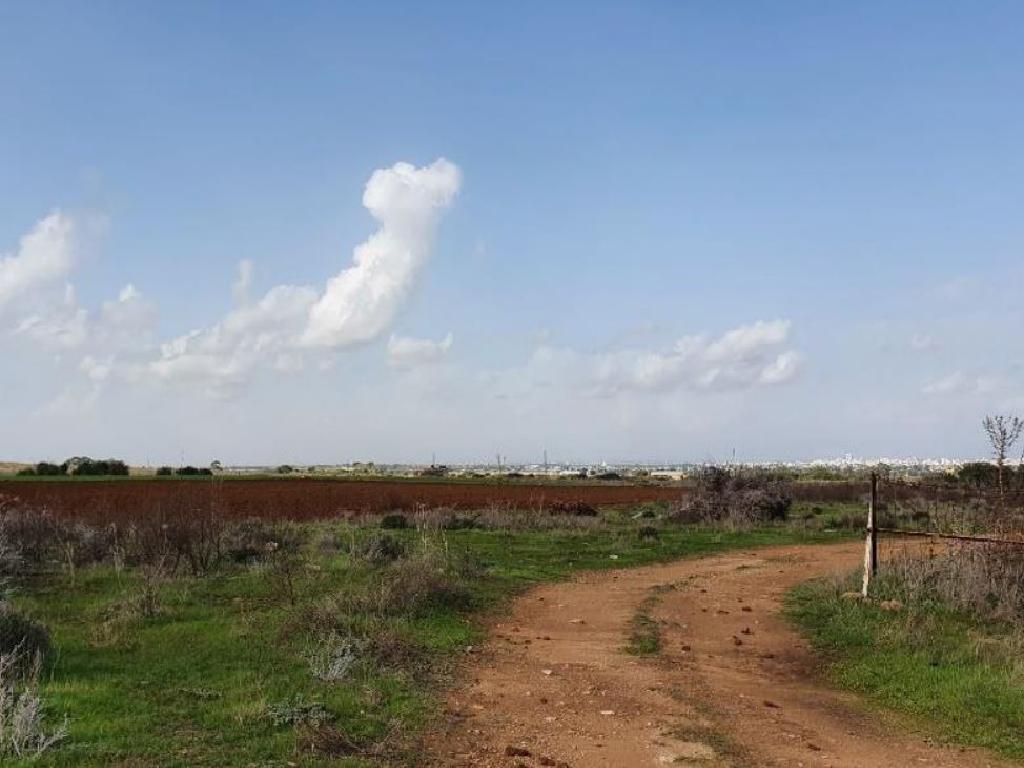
(983, 414), (1023, 503)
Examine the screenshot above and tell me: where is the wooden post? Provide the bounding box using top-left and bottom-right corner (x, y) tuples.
(861, 472), (878, 597)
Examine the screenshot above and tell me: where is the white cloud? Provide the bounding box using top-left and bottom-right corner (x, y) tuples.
(507, 319), (801, 398)
(302, 159), (461, 348)
(147, 158), (461, 396)
(922, 372), (1006, 397)
(759, 350), (803, 385)
(14, 284), (89, 348)
(388, 332), (453, 368)
(705, 319), (790, 362)
(149, 284), (318, 398)
(0, 211), (75, 309)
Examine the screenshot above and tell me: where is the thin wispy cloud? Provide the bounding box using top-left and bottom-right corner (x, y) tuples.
(388, 332), (454, 368)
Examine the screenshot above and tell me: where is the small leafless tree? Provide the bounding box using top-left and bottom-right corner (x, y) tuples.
(983, 414), (1023, 504)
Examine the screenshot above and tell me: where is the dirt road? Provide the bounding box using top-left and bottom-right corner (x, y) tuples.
(425, 541), (1010, 767)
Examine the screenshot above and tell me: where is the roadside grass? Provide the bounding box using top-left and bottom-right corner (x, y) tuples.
(10, 516), (845, 767)
(786, 574), (1024, 760)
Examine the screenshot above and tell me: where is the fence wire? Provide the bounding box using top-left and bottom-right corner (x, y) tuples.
(865, 475), (1024, 610)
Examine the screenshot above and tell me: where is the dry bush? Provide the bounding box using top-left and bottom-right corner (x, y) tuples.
(305, 634), (366, 682)
(0, 643), (67, 759)
(0, 500), (56, 571)
(882, 542), (1024, 623)
(345, 544), (475, 617)
(544, 500), (599, 517)
(670, 467), (792, 528)
(346, 532), (408, 565)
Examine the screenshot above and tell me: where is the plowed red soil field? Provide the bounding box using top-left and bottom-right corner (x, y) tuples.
(0, 478), (686, 523)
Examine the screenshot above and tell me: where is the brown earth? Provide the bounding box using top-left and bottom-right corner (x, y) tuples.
(0, 478), (874, 524)
(425, 541), (1011, 768)
(0, 478), (685, 523)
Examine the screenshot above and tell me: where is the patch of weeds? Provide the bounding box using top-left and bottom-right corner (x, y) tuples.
(665, 723), (754, 767)
(305, 633), (366, 682)
(266, 694), (331, 728)
(626, 584), (676, 656)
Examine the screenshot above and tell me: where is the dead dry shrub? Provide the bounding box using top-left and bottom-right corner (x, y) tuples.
(881, 542), (1024, 622)
(670, 467), (792, 528)
(545, 500), (599, 517)
(223, 517), (280, 563)
(355, 544), (475, 617)
(0, 642), (67, 759)
(347, 532), (408, 565)
(0, 501), (55, 571)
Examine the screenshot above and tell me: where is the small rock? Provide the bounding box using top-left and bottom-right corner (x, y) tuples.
(732, 636), (743, 646)
(764, 699), (780, 708)
(505, 746), (532, 757)
(600, 709), (615, 716)
(741, 605), (753, 612)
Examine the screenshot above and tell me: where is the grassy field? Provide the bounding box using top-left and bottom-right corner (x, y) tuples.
(787, 573), (1024, 760)
(8, 511), (844, 767)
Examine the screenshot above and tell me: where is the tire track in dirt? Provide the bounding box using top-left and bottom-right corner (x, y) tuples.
(424, 541), (1012, 767)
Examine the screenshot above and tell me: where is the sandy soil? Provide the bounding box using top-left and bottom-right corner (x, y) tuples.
(424, 541), (1011, 767)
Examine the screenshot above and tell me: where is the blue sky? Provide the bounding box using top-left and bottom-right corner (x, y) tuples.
(2, 1), (1023, 464)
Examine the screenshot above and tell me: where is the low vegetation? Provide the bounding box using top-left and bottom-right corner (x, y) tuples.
(788, 543), (1024, 760)
(0, 486), (844, 767)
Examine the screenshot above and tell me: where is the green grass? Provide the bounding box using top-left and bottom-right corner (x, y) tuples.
(10, 520), (843, 767)
(625, 583), (681, 656)
(787, 576), (1024, 760)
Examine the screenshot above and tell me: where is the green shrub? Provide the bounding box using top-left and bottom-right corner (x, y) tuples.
(175, 466), (212, 476)
(380, 514), (408, 530)
(0, 607), (51, 664)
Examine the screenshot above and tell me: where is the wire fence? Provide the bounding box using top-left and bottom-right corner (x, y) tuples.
(861, 472), (1024, 597)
